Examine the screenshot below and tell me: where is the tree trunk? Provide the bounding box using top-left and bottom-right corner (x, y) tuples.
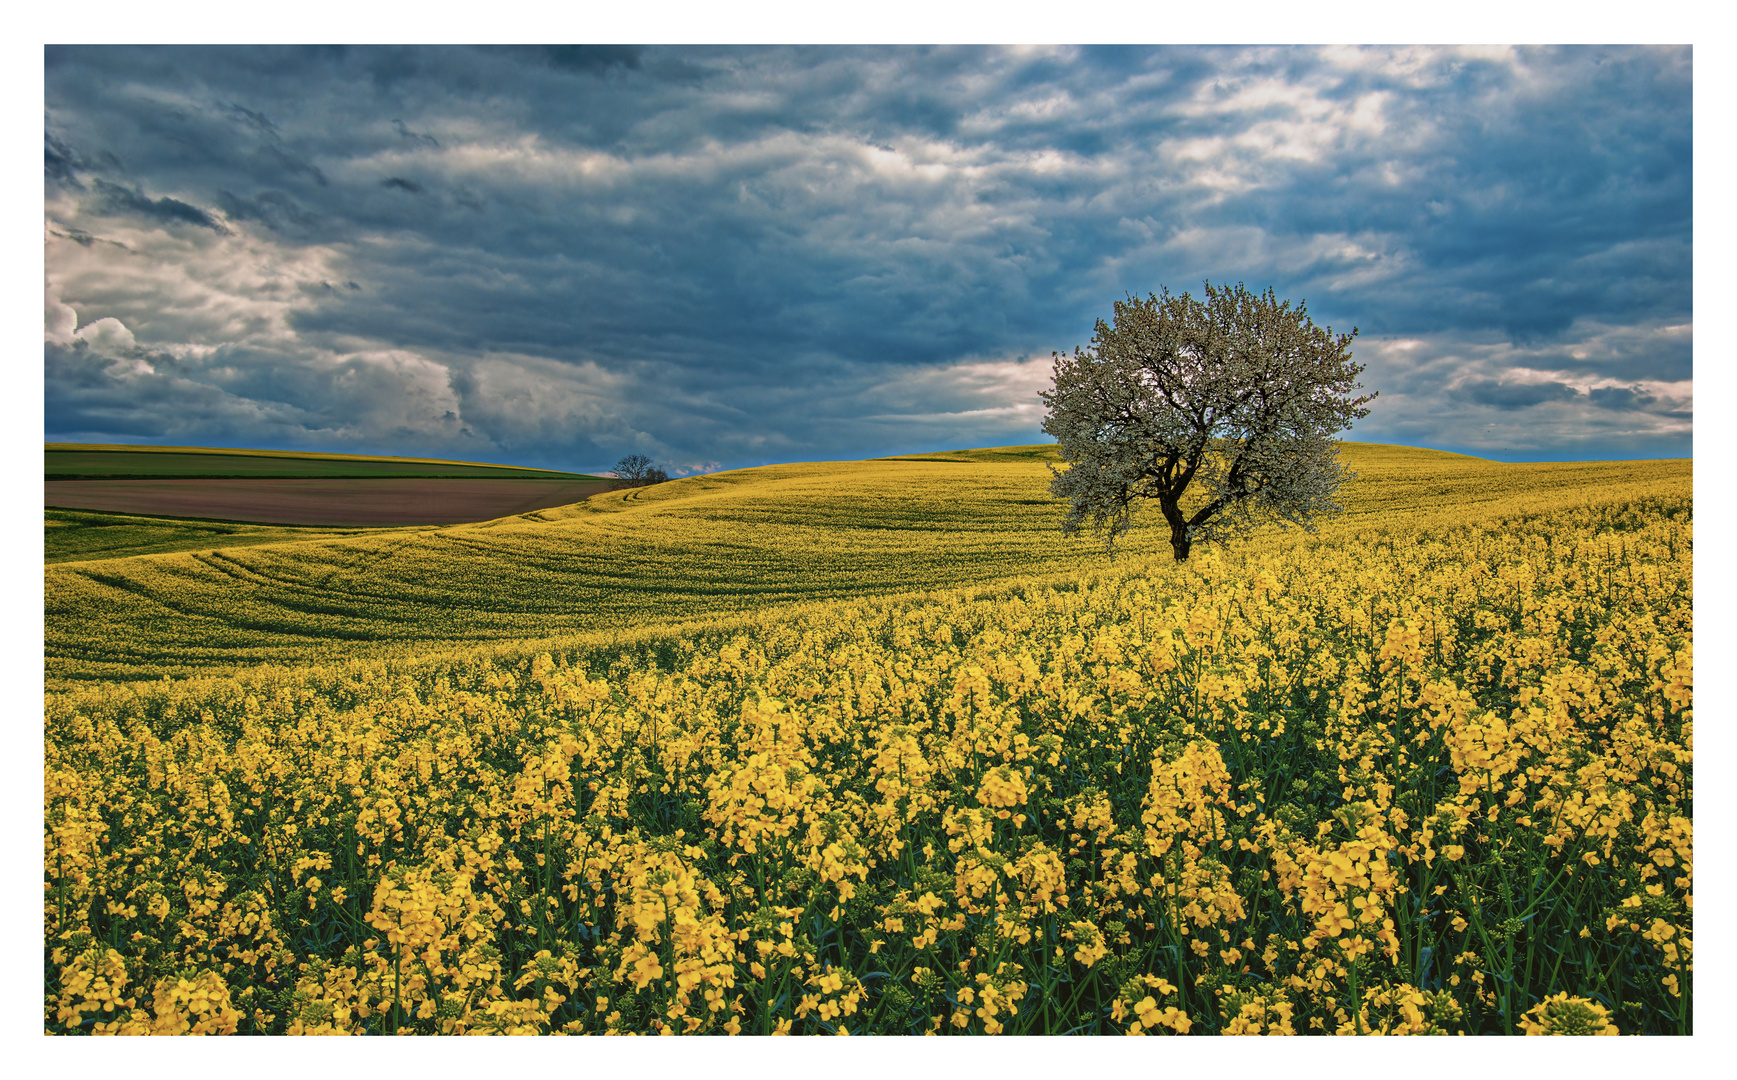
(1160, 497), (1191, 561)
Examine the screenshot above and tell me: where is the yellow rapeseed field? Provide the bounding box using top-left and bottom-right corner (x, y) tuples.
(44, 443), (1690, 1034)
(46, 443), (1685, 685)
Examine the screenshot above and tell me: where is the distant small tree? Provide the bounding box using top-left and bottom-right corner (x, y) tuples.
(1041, 282), (1376, 560)
(614, 453), (653, 484)
(613, 453), (668, 488)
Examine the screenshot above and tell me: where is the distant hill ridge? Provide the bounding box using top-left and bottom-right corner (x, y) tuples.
(876, 441), (1497, 465)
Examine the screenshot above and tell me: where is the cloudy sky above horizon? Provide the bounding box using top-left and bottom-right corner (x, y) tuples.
(44, 44), (1691, 474)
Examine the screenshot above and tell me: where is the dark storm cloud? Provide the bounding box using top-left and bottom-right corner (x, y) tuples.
(392, 119), (439, 147)
(90, 178), (231, 232)
(502, 44), (645, 76)
(1457, 379), (1583, 410)
(47, 226), (125, 249)
(216, 189), (321, 233)
(1585, 384), (1691, 421)
(1589, 385), (1653, 411)
(253, 143), (328, 186)
(44, 45), (1691, 471)
(225, 103), (280, 138)
(45, 131), (84, 188)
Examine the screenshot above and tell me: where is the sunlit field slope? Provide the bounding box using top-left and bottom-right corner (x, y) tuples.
(46, 443), (1687, 685)
(44, 445), (1691, 1034)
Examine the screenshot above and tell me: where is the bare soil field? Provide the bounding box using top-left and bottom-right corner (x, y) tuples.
(44, 477), (617, 527)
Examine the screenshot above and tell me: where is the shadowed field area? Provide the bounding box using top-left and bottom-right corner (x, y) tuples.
(45, 509), (397, 565)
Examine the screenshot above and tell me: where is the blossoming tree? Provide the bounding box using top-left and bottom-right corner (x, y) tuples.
(1041, 282), (1376, 559)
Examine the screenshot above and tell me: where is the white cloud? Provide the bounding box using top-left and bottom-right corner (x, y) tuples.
(73, 317), (137, 354)
(46, 206), (349, 348)
(847, 354), (1054, 445)
(1349, 325), (1693, 456)
(44, 283), (77, 345)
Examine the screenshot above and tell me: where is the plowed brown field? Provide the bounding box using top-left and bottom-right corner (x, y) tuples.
(43, 477), (616, 527)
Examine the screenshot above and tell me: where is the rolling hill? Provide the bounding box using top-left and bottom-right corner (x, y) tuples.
(43, 442), (1689, 686)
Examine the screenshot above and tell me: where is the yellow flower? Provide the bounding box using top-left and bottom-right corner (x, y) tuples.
(1517, 994), (1617, 1036)
(1135, 996), (1162, 1028)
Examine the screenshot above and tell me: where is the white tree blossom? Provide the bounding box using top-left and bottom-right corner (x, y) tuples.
(1040, 282), (1376, 560)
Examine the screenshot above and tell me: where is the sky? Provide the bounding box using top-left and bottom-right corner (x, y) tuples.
(42, 44), (1693, 474)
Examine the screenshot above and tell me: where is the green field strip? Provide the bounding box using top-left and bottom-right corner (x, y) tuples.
(46, 441), (605, 477)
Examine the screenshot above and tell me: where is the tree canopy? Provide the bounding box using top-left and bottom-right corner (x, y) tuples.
(1041, 282), (1376, 560)
(614, 454), (667, 487)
